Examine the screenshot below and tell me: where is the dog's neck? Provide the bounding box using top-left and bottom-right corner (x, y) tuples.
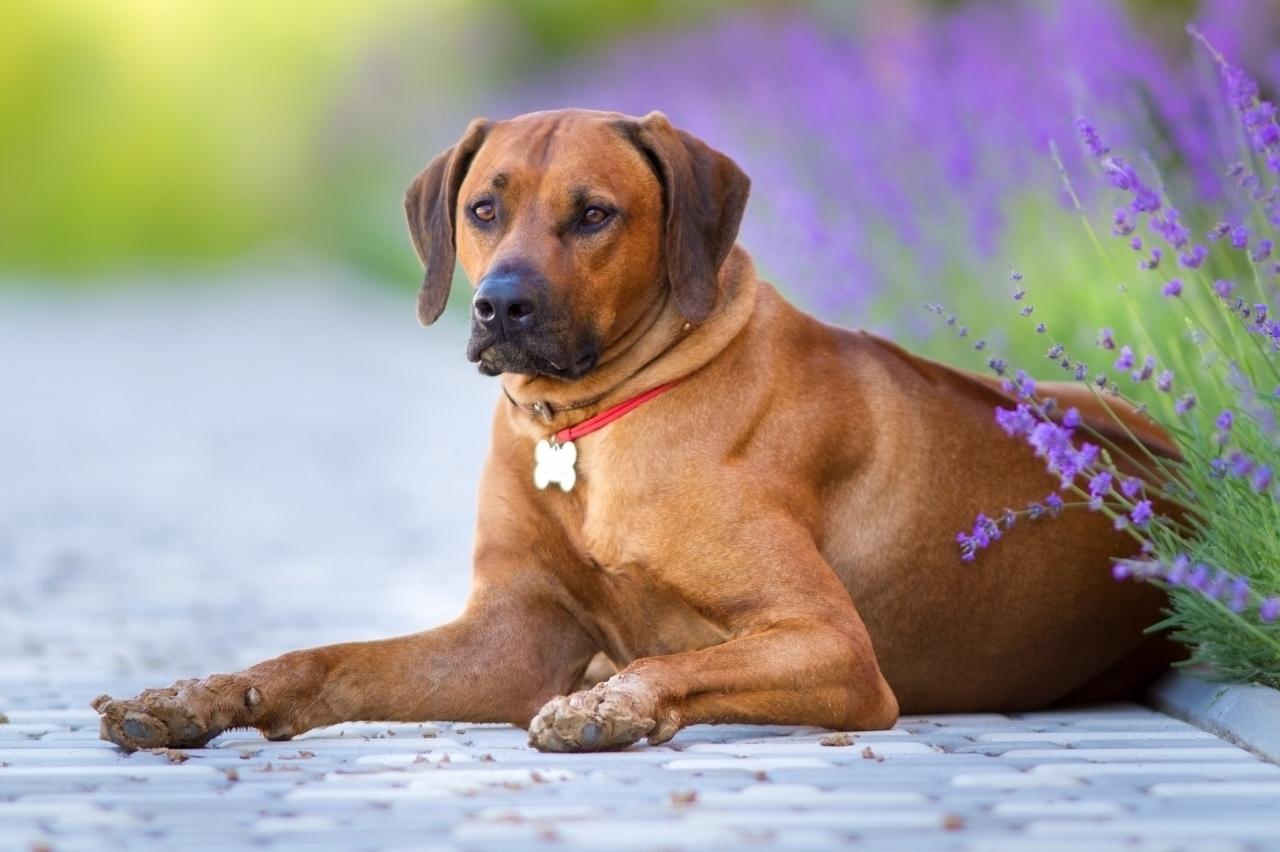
(500, 246), (759, 434)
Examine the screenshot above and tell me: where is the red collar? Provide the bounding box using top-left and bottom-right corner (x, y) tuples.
(551, 377), (686, 445)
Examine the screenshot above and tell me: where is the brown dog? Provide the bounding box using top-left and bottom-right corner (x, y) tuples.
(93, 109), (1179, 753)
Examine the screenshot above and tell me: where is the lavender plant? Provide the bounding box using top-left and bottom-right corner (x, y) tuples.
(950, 29), (1280, 687)
(493, 0), (1280, 348)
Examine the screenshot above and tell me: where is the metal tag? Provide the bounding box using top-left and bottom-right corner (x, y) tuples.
(534, 439), (577, 492)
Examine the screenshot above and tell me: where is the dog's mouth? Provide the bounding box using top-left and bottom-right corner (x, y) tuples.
(467, 335), (599, 380)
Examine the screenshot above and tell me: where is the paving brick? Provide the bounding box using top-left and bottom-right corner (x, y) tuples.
(696, 784), (930, 806)
(1030, 761), (1280, 778)
(975, 730), (1216, 743)
(685, 740), (937, 756)
(998, 747), (1251, 762)
(1148, 781), (1280, 796)
(951, 771), (1085, 789)
(1025, 817), (1280, 838)
(990, 798), (1126, 817)
(663, 756), (833, 772)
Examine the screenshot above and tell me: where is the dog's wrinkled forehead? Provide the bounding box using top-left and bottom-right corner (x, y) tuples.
(460, 112), (657, 207)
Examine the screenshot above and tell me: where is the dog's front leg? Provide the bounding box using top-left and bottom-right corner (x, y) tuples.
(93, 573), (597, 751)
(529, 519), (899, 752)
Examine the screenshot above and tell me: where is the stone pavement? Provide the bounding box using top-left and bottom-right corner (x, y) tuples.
(3, 278), (1280, 851)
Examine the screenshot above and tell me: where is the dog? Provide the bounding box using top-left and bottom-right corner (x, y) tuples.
(93, 109), (1180, 753)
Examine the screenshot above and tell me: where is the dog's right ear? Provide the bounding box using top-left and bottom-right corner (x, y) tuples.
(404, 118), (491, 326)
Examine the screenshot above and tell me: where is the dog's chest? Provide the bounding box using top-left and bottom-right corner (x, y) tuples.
(539, 431), (671, 568)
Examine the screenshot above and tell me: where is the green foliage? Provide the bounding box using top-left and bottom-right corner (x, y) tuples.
(960, 125), (1280, 688)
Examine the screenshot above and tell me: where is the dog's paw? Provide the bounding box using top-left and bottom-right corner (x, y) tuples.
(92, 674), (258, 752)
(528, 676), (660, 753)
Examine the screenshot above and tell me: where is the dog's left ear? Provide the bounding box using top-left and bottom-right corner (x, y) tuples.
(404, 118), (491, 326)
(619, 112), (751, 323)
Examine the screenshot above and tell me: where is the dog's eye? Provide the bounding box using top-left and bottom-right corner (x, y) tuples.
(472, 202), (496, 223)
(580, 206), (610, 228)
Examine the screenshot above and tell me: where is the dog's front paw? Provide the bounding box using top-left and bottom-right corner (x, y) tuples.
(528, 675), (660, 752)
(92, 674), (259, 752)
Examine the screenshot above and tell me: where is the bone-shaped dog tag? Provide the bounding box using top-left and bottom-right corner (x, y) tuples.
(534, 439), (577, 492)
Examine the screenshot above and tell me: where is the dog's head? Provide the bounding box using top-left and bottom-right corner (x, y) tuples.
(404, 109), (750, 379)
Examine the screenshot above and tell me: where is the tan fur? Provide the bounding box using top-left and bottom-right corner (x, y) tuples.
(94, 109), (1180, 753)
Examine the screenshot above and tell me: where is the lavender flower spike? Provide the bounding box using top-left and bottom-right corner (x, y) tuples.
(1075, 117), (1109, 158)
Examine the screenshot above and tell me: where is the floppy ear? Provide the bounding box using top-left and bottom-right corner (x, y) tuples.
(404, 118), (491, 326)
(621, 112), (750, 323)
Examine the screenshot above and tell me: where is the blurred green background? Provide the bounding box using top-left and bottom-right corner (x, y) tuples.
(0, 0), (758, 287)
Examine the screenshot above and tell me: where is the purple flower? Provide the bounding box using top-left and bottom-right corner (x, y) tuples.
(1129, 499), (1154, 527)
(1207, 568), (1231, 600)
(1229, 577), (1251, 613)
(1112, 208), (1135, 236)
(957, 513), (1002, 562)
(1139, 247), (1163, 270)
(1151, 208), (1189, 249)
(1187, 563), (1211, 592)
(1224, 62), (1260, 111)
(1045, 492), (1064, 515)
(1162, 279), (1183, 297)
(1073, 363), (1088, 382)
(1120, 476), (1142, 498)
(1214, 279), (1234, 299)
(1250, 465), (1273, 493)
(1097, 328), (1116, 350)
(1025, 418), (1098, 486)
(1088, 470), (1112, 508)
(1132, 355), (1155, 382)
(995, 403), (1036, 437)
(1175, 393), (1196, 414)
(1256, 123), (1280, 151)
(1253, 239), (1274, 263)
(1013, 369), (1035, 399)
(1102, 156), (1163, 213)
(1166, 554), (1190, 585)
(1228, 451), (1255, 478)
(1114, 345), (1135, 371)
(1261, 597), (1280, 623)
(1208, 222), (1231, 242)
(1216, 410), (1234, 431)
(1230, 224), (1249, 249)
(1156, 370), (1174, 392)
(1062, 407), (1081, 429)
(1076, 117), (1109, 158)
(1179, 244), (1208, 269)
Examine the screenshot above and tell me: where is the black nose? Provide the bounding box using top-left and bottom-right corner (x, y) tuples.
(473, 271), (538, 334)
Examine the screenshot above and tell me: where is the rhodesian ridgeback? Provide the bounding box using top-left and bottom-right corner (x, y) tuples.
(94, 109), (1179, 753)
